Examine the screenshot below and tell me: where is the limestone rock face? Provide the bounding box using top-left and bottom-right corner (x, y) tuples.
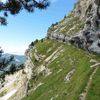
(47, 32), (70, 42)
(0, 47), (35, 100)
(0, 70), (28, 100)
(74, 0), (93, 19)
(70, 0), (100, 54)
(24, 46), (35, 80)
(47, 0), (100, 54)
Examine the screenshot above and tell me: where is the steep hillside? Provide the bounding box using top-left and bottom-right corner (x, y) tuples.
(23, 39), (100, 100)
(48, 13), (84, 36)
(0, 53), (29, 100)
(48, 0), (100, 54)
(22, 0), (100, 100)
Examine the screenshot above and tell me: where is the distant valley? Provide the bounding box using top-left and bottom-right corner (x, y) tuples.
(3, 53), (26, 64)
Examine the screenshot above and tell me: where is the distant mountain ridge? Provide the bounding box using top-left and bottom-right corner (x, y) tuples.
(3, 53), (26, 64)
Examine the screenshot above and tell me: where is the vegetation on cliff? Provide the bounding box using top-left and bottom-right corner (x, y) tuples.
(23, 39), (100, 100)
(48, 13), (84, 36)
(23, 0), (100, 99)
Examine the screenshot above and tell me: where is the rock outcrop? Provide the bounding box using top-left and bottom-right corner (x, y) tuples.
(47, 32), (70, 42)
(0, 69), (28, 100)
(70, 0), (100, 54)
(0, 48), (34, 100)
(48, 0), (100, 54)
(23, 0), (100, 99)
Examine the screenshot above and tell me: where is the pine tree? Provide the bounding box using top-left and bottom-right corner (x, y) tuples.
(0, 47), (25, 78)
(0, 0), (50, 25)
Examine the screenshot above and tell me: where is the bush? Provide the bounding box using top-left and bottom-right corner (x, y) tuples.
(30, 42), (34, 46)
(10, 64), (16, 74)
(34, 39), (39, 44)
(47, 36), (49, 39)
(64, 15), (66, 19)
(41, 39), (44, 42)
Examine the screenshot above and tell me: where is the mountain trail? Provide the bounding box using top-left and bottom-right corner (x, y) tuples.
(79, 61), (100, 100)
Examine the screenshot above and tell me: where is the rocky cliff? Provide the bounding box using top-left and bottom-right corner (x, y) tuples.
(23, 0), (100, 100)
(23, 39), (100, 100)
(0, 53), (31, 100)
(1, 0), (100, 100)
(0, 69), (28, 100)
(48, 0), (100, 54)
(71, 0), (100, 54)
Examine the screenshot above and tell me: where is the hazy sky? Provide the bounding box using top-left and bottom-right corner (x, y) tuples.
(0, 0), (76, 55)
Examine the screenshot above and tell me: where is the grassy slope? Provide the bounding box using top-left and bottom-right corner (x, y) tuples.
(48, 13), (84, 35)
(86, 67), (100, 100)
(23, 39), (100, 100)
(31, 39), (62, 66)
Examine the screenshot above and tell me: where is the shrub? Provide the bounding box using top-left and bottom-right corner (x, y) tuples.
(41, 39), (44, 42)
(34, 39), (39, 44)
(30, 42), (34, 46)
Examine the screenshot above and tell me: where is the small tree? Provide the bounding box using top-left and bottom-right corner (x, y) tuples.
(64, 15), (66, 19)
(34, 39), (38, 44)
(9, 55), (14, 62)
(10, 63), (16, 74)
(0, 47), (3, 57)
(0, 48), (25, 78)
(30, 42), (34, 46)
(41, 39), (44, 42)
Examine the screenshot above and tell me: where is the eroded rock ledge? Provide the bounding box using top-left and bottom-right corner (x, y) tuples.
(70, 0), (100, 54)
(48, 0), (100, 54)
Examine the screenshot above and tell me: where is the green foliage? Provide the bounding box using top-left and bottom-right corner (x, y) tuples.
(30, 42), (34, 47)
(0, 48), (25, 78)
(48, 13), (85, 36)
(23, 39), (99, 100)
(51, 22), (58, 27)
(40, 39), (44, 42)
(31, 39), (61, 66)
(10, 63), (16, 74)
(34, 39), (39, 44)
(64, 15), (67, 19)
(86, 67), (100, 100)
(0, 90), (7, 97)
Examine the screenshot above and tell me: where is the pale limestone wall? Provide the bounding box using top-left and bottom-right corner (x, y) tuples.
(0, 70), (28, 100)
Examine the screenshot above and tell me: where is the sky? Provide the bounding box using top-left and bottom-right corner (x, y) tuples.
(0, 0), (76, 55)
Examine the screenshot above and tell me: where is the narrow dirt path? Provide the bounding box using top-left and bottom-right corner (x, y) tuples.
(79, 61), (100, 100)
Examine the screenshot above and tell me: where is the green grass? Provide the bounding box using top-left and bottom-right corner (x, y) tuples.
(23, 40), (99, 100)
(31, 39), (62, 66)
(48, 13), (84, 35)
(86, 67), (100, 100)
(0, 90), (7, 97)
(59, 16), (84, 35)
